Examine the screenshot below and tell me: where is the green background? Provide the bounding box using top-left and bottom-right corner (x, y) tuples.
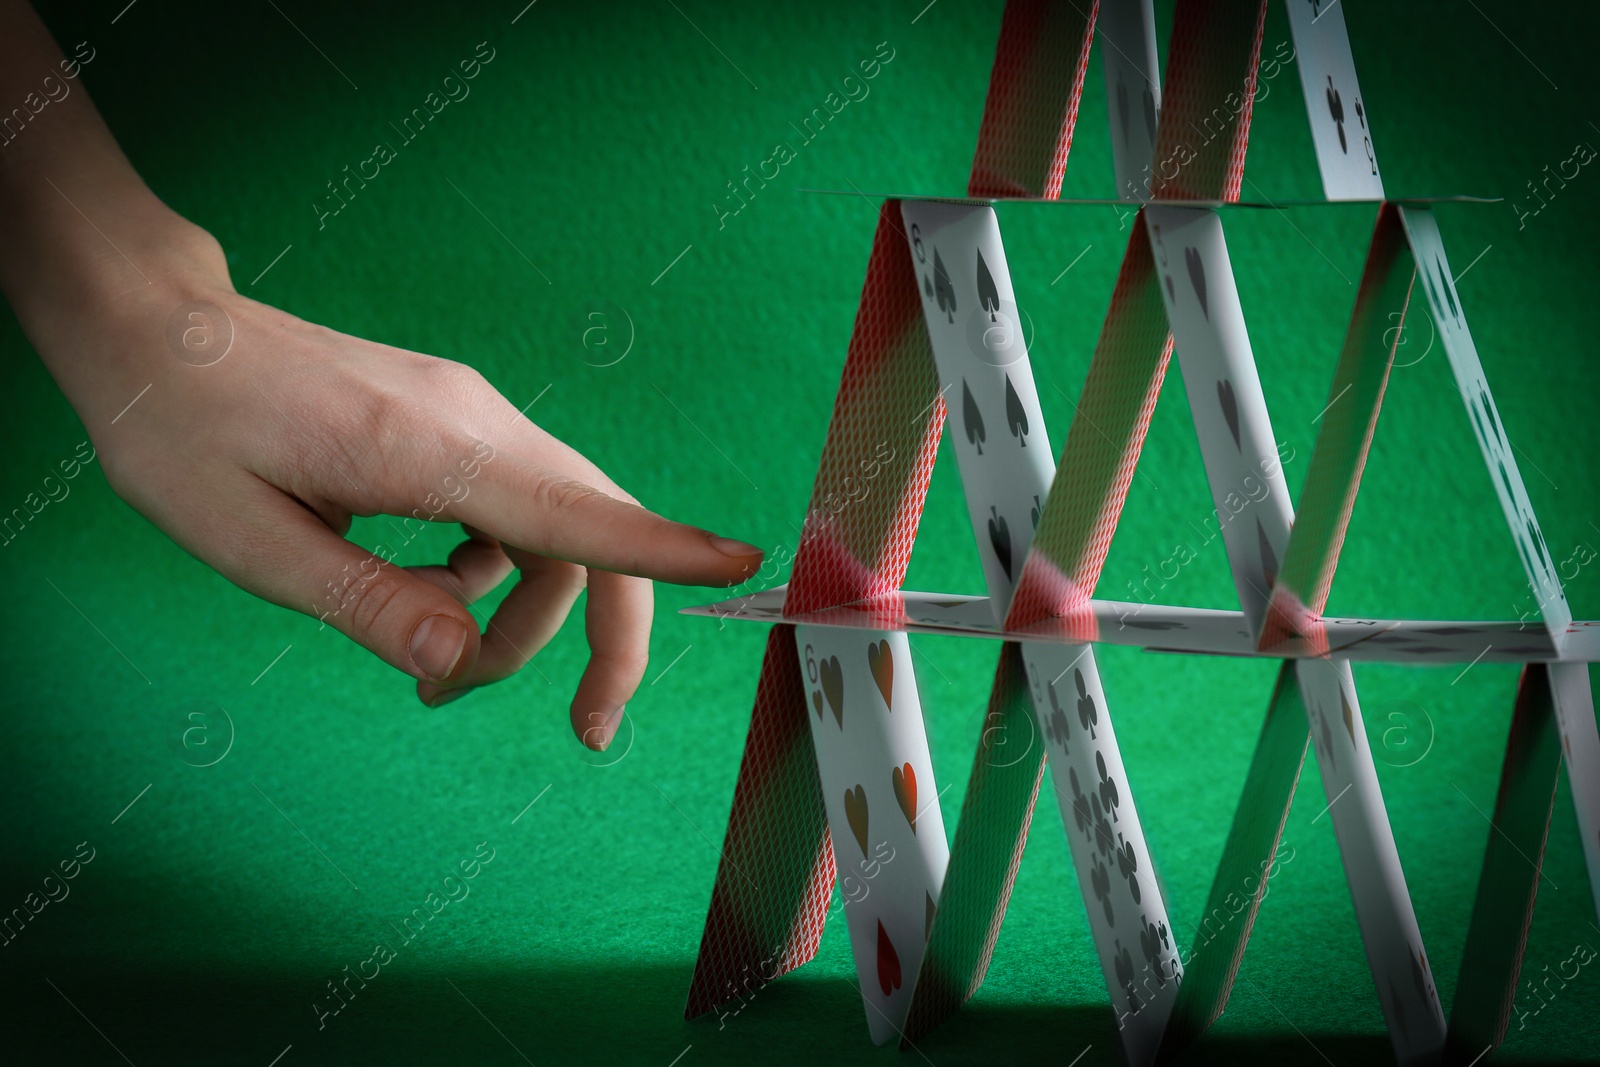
(3, 1), (1598, 1063)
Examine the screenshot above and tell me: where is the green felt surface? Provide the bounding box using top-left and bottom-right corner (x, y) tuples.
(2, 1), (1598, 1064)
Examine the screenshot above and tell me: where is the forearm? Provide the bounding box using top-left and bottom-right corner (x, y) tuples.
(0, 0), (229, 408)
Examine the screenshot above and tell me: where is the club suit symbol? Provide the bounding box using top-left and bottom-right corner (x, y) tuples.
(1097, 751), (1120, 822)
(1326, 75), (1347, 152)
(1091, 856), (1115, 925)
(1139, 915), (1171, 985)
(1076, 668), (1098, 739)
(1116, 833), (1141, 904)
(1044, 676), (1071, 752)
(1069, 767), (1093, 838)
(1114, 941), (1140, 1011)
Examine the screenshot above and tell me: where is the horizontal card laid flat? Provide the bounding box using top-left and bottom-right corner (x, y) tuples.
(684, 587), (1600, 664)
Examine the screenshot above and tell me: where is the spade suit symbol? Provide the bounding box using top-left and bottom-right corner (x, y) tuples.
(1185, 246), (1208, 319)
(976, 249), (1001, 322)
(933, 248), (957, 323)
(1217, 379), (1241, 449)
(1030, 494), (1041, 529)
(1004, 375), (1029, 445)
(1142, 86), (1157, 142)
(1044, 678), (1070, 752)
(962, 380), (986, 454)
(988, 507), (1013, 581)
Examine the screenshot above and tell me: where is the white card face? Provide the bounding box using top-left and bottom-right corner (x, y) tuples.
(1549, 662), (1600, 924)
(1020, 642), (1180, 1067)
(1398, 206), (1573, 645)
(1286, 0), (1384, 200)
(1143, 206), (1295, 632)
(1295, 658), (1446, 1062)
(793, 624), (949, 1045)
(899, 201), (1056, 622)
(1098, 0), (1162, 201)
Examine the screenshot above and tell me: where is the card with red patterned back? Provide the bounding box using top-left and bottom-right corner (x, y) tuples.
(1147, 0), (1267, 202)
(967, 0), (1098, 199)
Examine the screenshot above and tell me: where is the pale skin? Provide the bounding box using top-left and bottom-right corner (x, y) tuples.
(0, 2), (763, 750)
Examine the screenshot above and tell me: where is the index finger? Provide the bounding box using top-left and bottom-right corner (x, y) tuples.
(449, 449), (763, 588)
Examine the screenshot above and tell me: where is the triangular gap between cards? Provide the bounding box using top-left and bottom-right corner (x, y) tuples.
(1258, 203), (1414, 653)
(1396, 205), (1571, 650)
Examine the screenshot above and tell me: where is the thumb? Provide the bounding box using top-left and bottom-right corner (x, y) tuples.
(227, 496), (482, 685)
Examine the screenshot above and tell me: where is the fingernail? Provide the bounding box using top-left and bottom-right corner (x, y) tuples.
(585, 704), (626, 751)
(708, 534), (762, 557)
(425, 687), (472, 708)
(410, 614), (468, 681)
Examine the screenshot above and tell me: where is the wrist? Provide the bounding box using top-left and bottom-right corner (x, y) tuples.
(10, 195), (235, 411)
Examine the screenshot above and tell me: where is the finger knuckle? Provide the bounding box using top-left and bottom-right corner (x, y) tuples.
(533, 472), (606, 516)
(339, 562), (410, 639)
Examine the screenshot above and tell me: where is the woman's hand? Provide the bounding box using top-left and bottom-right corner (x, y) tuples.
(0, 2), (761, 751)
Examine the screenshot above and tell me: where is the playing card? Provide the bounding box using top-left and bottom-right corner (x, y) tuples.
(1161, 661), (1308, 1058)
(1445, 662), (1564, 1060)
(1022, 640), (1182, 1067)
(902, 641), (1046, 1043)
(1397, 205), (1573, 647)
(967, 0), (1098, 198)
(1148, 202), (1445, 1063)
(686, 625), (835, 1021)
(899, 196), (1181, 1064)
(690, 200), (951, 1037)
(1295, 657), (1446, 1063)
(1286, 0), (1385, 200)
(1548, 662), (1600, 924)
(786, 200), (945, 617)
(1261, 204), (1413, 651)
(1145, 204), (1295, 633)
(899, 200), (1055, 620)
(1007, 212), (1173, 636)
(1146, 0), (1267, 201)
(1098, 0), (1163, 200)
(794, 624), (949, 1045)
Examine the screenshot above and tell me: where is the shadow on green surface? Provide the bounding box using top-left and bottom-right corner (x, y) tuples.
(15, 959), (1584, 1067)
